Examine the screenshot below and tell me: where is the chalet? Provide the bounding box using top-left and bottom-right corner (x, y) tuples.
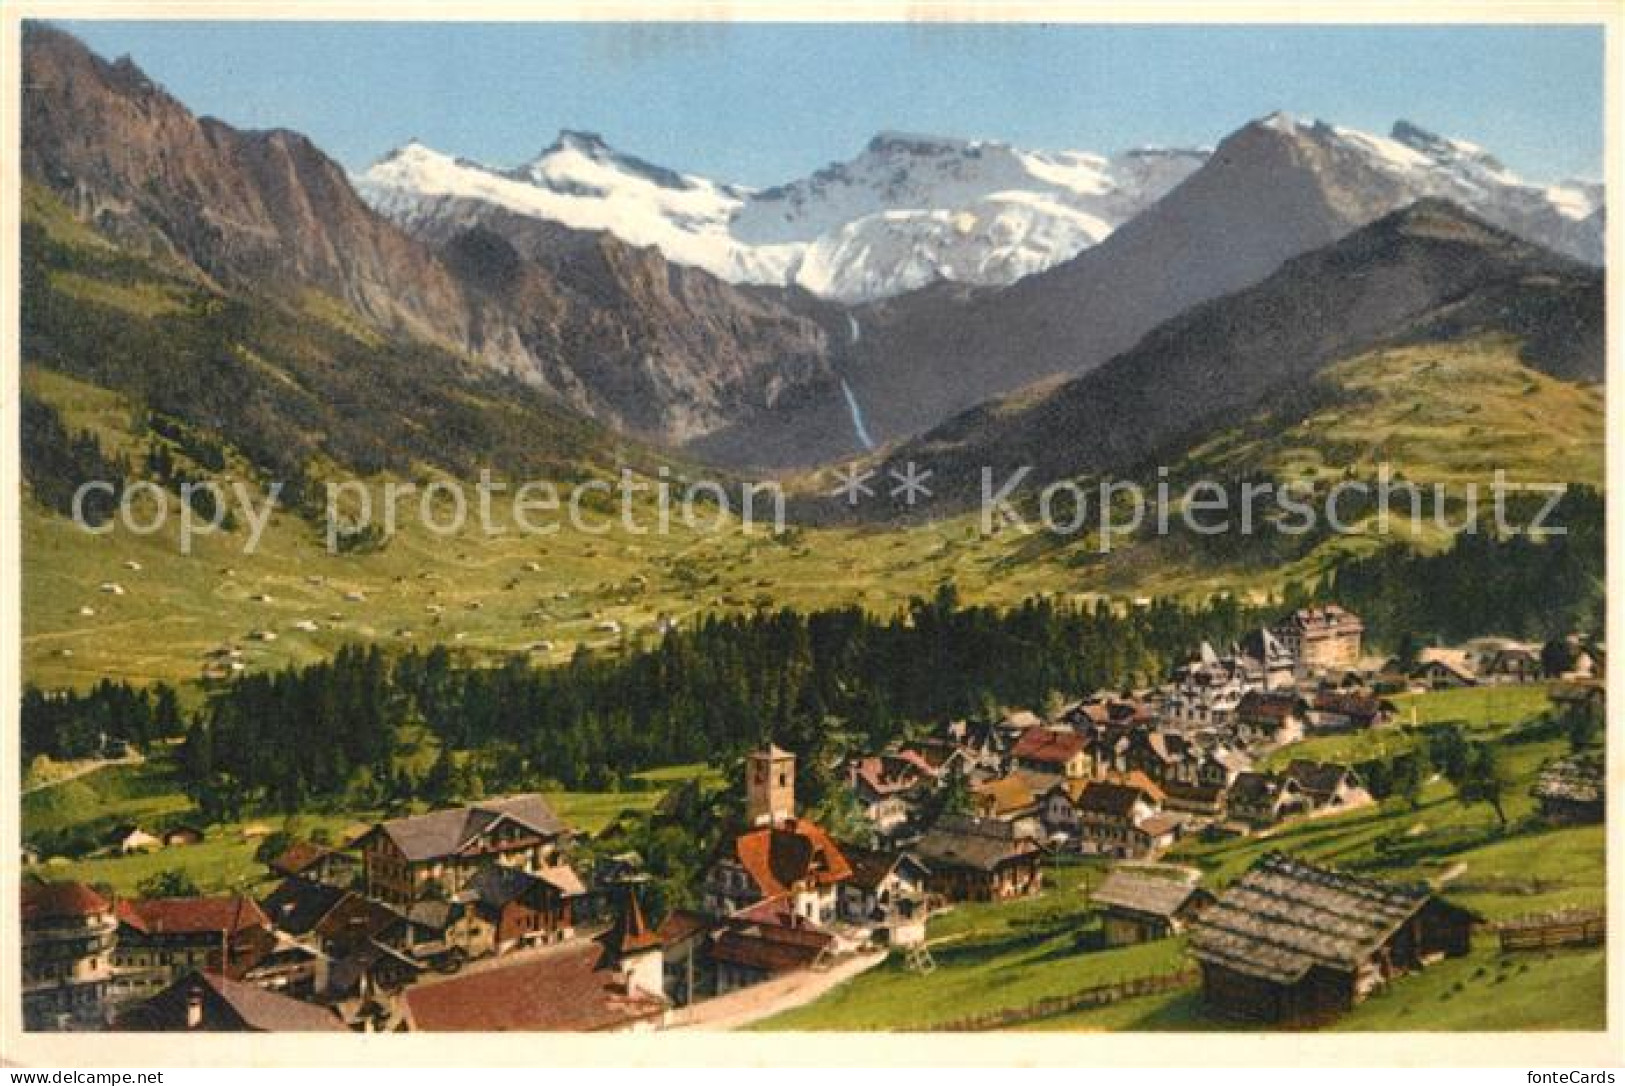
(1191, 853), (1475, 1024)
(21, 880), (117, 1031)
(259, 877), (349, 942)
(161, 825), (205, 848)
(838, 845), (931, 932)
(708, 904), (837, 996)
(108, 825), (160, 855)
(325, 939), (424, 1028)
(1040, 778), (1092, 839)
(1225, 772), (1308, 828)
(113, 970), (347, 1032)
(1237, 627), (1298, 689)
(311, 893), (400, 961)
(848, 754), (930, 835)
(1234, 691), (1307, 746)
(936, 719), (1005, 774)
(1010, 726), (1090, 778)
(225, 927), (328, 1000)
(703, 817), (853, 923)
(1074, 781), (1166, 858)
(971, 774), (1042, 838)
(268, 840), (360, 888)
(1308, 691), (1394, 733)
(1282, 760), (1371, 813)
(352, 794), (568, 906)
(1272, 605), (1364, 673)
(1411, 648), (1477, 688)
(381, 898), (492, 965)
(1091, 868), (1214, 947)
(400, 891), (667, 1032)
(466, 863), (584, 954)
(911, 814), (1042, 902)
(1532, 752), (1604, 824)
(111, 896), (272, 1006)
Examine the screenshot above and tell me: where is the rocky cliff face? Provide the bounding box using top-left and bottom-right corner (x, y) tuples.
(21, 24), (838, 448)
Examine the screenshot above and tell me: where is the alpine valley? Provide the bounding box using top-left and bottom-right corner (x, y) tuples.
(14, 21), (1611, 1042)
(18, 22), (1605, 691)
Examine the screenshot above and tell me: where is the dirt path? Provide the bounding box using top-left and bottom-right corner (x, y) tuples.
(22, 752), (144, 796)
(667, 949), (888, 1031)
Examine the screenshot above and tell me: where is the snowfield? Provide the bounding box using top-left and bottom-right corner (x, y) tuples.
(357, 118), (1602, 303)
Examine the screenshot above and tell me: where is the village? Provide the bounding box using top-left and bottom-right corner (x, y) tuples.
(20, 604), (1607, 1033)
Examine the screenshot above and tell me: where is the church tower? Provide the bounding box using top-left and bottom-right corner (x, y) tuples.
(746, 743), (796, 826)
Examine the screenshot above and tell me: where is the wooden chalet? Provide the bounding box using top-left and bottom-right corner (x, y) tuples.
(1191, 853), (1475, 1025)
(352, 794), (568, 906)
(910, 814), (1042, 902)
(466, 862), (585, 953)
(110, 896), (272, 1006)
(1091, 868), (1214, 946)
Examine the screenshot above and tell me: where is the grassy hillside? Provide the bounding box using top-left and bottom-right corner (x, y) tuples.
(22, 752), (717, 895)
(20, 179), (1605, 690)
(756, 687), (1605, 1032)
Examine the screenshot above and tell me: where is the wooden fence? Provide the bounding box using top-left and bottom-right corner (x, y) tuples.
(925, 968), (1198, 1031)
(1497, 910), (1605, 952)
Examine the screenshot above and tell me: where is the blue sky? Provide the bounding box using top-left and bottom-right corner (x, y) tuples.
(56, 21), (1605, 185)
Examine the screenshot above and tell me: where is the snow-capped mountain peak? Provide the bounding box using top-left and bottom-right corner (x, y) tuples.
(357, 117), (1601, 303)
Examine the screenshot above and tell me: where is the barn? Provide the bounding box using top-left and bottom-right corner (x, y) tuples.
(1191, 852), (1476, 1025)
(1090, 868), (1213, 946)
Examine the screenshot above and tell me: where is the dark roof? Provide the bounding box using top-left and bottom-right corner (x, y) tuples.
(842, 845), (926, 892)
(911, 814), (1038, 873)
(403, 941), (665, 1031)
(1237, 690), (1303, 721)
(466, 864), (543, 909)
(116, 970), (347, 1032)
(269, 840), (340, 878)
(1191, 853), (1442, 984)
(1092, 870), (1209, 918)
(601, 887), (662, 957)
(21, 880), (111, 923)
(1227, 772), (1292, 807)
(363, 794), (565, 862)
(260, 877), (347, 937)
(1312, 691), (1391, 718)
(1076, 781), (1155, 818)
(1282, 760), (1358, 798)
(327, 939), (424, 997)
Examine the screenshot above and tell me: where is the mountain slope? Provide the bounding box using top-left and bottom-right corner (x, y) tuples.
(866, 199), (1603, 511)
(714, 114), (1602, 464)
(21, 25), (844, 449)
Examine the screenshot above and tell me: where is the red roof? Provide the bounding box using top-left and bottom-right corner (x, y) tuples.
(22, 880), (111, 923)
(731, 817), (853, 897)
(403, 942), (665, 1031)
(1012, 726), (1086, 766)
(850, 755), (926, 796)
(709, 915), (834, 975)
(118, 895), (270, 936)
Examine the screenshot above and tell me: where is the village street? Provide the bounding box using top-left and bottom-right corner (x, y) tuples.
(668, 949), (888, 1030)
